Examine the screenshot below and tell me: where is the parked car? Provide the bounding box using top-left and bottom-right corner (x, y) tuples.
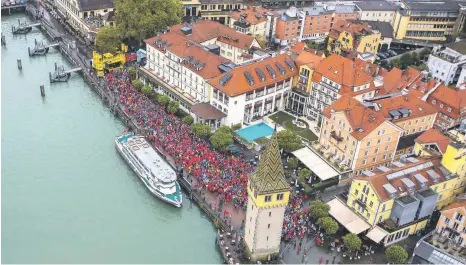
(382, 52), (390, 58)
(376, 56), (381, 61)
(388, 50), (398, 56)
(377, 53), (387, 59)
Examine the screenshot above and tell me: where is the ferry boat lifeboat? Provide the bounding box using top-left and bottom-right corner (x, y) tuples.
(115, 132), (182, 207)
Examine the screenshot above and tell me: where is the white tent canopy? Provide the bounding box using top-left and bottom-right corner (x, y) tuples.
(366, 226), (389, 243)
(328, 198), (371, 234)
(292, 147), (339, 181)
(293, 147), (339, 180)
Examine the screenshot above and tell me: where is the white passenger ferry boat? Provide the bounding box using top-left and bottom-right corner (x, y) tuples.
(115, 132), (182, 207)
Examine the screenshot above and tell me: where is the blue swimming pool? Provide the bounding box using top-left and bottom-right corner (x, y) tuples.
(236, 122), (274, 142)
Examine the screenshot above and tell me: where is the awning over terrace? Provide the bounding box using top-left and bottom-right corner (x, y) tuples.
(292, 147), (339, 181)
(328, 198), (371, 235)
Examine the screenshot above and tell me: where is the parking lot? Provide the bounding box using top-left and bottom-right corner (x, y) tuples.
(376, 44), (426, 62)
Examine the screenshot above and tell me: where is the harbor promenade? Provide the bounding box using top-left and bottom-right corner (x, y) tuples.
(24, 2), (246, 263)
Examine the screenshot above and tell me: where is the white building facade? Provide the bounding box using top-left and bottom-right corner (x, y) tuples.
(355, 1), (397, 25)
(208, 54), (297, 126)
(141, 32), (230, 114)
(427, 43), (466, 85)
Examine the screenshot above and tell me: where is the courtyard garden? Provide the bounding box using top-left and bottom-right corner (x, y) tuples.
(269, 111), (318, 142)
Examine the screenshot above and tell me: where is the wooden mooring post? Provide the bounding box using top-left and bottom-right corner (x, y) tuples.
(40, 85), (45, 97)
(1, 34), (6, 46)
(17, 59), (22, 70)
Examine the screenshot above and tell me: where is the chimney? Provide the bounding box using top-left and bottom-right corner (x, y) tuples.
(253, 6), (257, 12)
(365, 63), (371, 74)
(314, 49), (317, 55)
(375, 65), (380, 76)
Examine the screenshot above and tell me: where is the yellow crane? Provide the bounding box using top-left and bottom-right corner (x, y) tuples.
(92, 44), (128, 76)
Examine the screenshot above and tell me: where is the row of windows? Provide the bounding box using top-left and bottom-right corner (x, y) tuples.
(386, 228), (410, 244)
(362, 153), (393, 165)
(200, 4), (242, 11)
(404, 125), (430, 136)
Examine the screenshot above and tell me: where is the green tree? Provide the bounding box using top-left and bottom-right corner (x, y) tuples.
(183, 115), (194, 125)
(413, 64), (428, 71)
(380, 60), (390, 70)
(95, 26), (121, 53)
(317, 217), (339, 235)
(167, 100), (180, 114)
(114, 0), (183, 41)
(191, 123), (212, 138)
(391, 58), (401, 69)
(277, 130), (302, 153)
(210, 128), (233, 151)
(306, 41), (318, 50)
(411, 52), (420, 64)
(128, 66), (137, 80)
(231, 123), (242, 131)
(157, 95), (171, 106)
(141, 85), (152, 96)
(287, 157), (298, 170)
(298, 168), (312, 179)
(309, 200), (330, 219)
(400, 53), (414, 69)
(343, 233), (362, 252)
(132, 79), (143, 91)
(418, 48), (432, 61)
(385, 245), (408, 264)
(216, 125), (233, 135)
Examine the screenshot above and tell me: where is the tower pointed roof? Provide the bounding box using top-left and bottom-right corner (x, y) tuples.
(250, 133), (290, 195)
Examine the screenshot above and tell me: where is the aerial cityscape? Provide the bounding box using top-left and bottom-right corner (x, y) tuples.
(2, 0), (466, 263)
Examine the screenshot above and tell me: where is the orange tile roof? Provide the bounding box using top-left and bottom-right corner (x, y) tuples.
(170, 20), (256, 50)
(290, 42), (325, 57)
(312, 54), (373, 88)
(440, 200), (466, 227)
(381, 69), (466, 119)
(230, 6), (277, 25)
(354, 58), (379, 76)
(372, 93), (438, 122)
(380, 67), (427, 94)
(442, 200), (466, 212)
(290, 42), (306, 54)
(415, 129), (452, 154)
(354, 157), (444, 201)
(329, 19), (375, 44)
(322, 94), (390, 140)
(295, 51), (324, 69)
(428, 85), (466, 117)
(145, 32), (229, 79)
(208, 53), (297, 97)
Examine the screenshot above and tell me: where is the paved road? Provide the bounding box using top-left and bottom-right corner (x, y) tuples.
(382, 48), (424, 63)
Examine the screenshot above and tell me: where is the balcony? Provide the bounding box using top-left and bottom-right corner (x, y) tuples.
(139, 67), (196, 106)
(233, 20), (250, 28)
(355, 198), (368, 209)
(430, 231), (465, 256)
(200, 10), (232, 16)
(310, 142), (352, 176)
(380, 215), (429, 233)
(432, 51), (466, 64)
(330, 131), (343, 142)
